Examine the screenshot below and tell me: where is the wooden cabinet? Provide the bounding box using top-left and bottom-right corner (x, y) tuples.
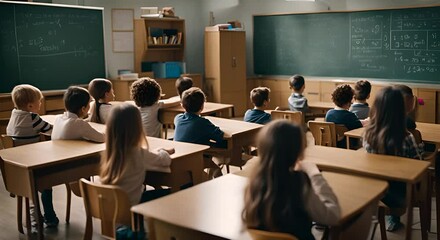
(415, 89), (436, 123)
(134, 18), (185, 76)
(205, 30), (247, 116)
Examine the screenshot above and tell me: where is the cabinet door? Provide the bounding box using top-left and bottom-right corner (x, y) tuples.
(416, 89), (436, 123)
(220, 31), (246, 93)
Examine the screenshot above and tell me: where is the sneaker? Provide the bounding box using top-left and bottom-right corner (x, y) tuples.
(44, 216), (59, 228)
(386, 215), (403, 232)
(29, 206), (39, 234)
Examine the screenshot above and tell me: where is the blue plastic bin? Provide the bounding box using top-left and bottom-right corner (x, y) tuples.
(152, 62), (186, 78)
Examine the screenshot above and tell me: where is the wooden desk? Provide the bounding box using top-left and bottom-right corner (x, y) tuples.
(0, 123), (209, 239)
(344, 122), (440, 147)
(304, 145), (430, 240)
(131, 173), (388, 240)
(0, 140), (103, 239)
(308, 101), (335, 114)
(158, 102), (234, 125)
(204, 116), (263, 172)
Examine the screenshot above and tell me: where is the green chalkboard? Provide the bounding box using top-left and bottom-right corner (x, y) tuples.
(254, 6), (440, 84)
(0, 2), (105, 93)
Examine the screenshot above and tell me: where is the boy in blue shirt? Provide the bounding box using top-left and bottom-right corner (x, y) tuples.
(325, 84), (364, 148)
(174, 87), (227, 178)
(288, 75), (309, 114)
(349, 80), (371, 119)
(244, 87), (271, 124)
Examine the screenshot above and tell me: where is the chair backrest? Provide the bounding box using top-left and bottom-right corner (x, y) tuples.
(0, 134), (14, 149)
(271, 110), (304, 126)
(148, 218), (224, 240)
(0, 118), (9, 135)
(79, 178), (131, 239)
(248, 229), (298, 240)
(308, 121), (337, 147)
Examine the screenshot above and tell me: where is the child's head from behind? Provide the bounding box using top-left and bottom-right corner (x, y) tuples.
(331, 84), (354, 108)
(181, 87), (206, 114)
(175, 77), (193, 98)
(365, 86), (406, 154)
(244, 120), (306, 229)
(64, 86), (91, 117)
(289, 75), (305, 93)
(394, 84), (415, 114)
(11, 84), (43, 112)
(131, 77), (162, 107)
(88, 78), (114, 103)
(354, 80), (371, 101)
(257, 120), (305, 175)
(250, 87), (270, 108)
(101, 103), (146, 184)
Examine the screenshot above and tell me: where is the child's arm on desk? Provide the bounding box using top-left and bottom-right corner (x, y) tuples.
(159, 96), (181, 108)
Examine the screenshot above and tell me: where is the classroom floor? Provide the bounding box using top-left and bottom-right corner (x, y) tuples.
(0, 131), (437, 240)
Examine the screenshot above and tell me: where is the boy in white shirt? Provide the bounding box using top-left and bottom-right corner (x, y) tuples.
(130, 78), (179, 138)
(52, 86), (104, 142)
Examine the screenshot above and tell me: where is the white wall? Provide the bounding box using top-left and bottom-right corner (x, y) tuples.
(53, 0), (440, 78)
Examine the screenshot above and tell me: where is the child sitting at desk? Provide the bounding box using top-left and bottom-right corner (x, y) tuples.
(244, 87), (271, 124)
(173, 87), (227, 178)
(88, 78), (115, 124)
(363, 86), (422, 231)
(52, 86), (104, 142)
(349, 80), (371, 120)
(288, 75), (309, 114)
(325, 84), (364, 148)
(394, 84), (417, 130)
(7, 84), (52, 145)
(130, 77), (180, 138)
(243, 120), (341, 239)
(175, 76), (193, 98)
(6, 84), (56, 230)
(100, 103), (173, 206)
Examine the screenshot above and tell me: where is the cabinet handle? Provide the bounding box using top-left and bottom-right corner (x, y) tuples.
(307, 92), (319, 95)
(232, 57), (237, 68)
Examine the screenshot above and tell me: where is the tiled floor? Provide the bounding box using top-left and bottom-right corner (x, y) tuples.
(0, 130), (436, 239)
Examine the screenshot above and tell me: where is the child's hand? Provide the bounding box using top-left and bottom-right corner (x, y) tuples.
(159, 147), (175, 155)
(360, 117), (370, 126)
(297, 161), (320, 176)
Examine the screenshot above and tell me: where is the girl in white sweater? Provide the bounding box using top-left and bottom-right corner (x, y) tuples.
(100, 103), (174, 206)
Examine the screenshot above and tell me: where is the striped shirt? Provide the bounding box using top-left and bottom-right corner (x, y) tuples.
(6, 109), (52, 145)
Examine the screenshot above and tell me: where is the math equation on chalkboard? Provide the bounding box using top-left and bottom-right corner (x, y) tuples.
(253, 6), (440, 84)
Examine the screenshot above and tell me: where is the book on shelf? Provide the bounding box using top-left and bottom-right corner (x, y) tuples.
(147, 27), (182, 46)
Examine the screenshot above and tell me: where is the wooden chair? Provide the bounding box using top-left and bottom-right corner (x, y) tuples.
(0, 155), (30, 234)
(271, 110), (304, 126)
(147, 218), (224, 240)
(0, 118), (9, 135)
(308, 121), (347, 147)
(79, 178), (132, 240)
(373, 129), (436, 240)
(247, 229), (298, 240)
(0, 134), (73, 234)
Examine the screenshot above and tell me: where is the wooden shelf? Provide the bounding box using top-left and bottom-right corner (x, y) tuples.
(147, 44), (183, 50)
(134, 18), (185, 74)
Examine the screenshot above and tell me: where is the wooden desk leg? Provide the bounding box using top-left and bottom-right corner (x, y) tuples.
(131, 212), (143, 239)
(419, 174), (429, 240)
(191, 155), (205, 185)
(405, 183), (414, 240)
(346, 136), (350, 149)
